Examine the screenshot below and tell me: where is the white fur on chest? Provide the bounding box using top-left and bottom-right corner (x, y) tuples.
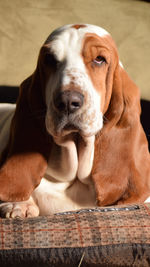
(32, 136), (96, 215)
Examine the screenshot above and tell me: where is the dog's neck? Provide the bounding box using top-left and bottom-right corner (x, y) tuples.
(46, 134), (95, 185)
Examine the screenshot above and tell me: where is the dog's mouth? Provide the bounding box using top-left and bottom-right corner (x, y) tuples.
(55, 119), (80, 137)
(46, 107), (103, 138)
(64, 123), (79, 132)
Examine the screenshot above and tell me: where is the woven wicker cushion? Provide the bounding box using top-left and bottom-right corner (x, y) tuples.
(0, 203), (150, 267)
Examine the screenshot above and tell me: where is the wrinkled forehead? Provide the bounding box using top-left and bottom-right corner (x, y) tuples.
(45, 24), (110, 61)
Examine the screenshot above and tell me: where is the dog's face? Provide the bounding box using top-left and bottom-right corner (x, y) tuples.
(41, 24), (118, 138)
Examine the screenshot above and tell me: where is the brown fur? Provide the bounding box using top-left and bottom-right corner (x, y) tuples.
(92, 62), (150, 205)
(0, 46), (52, 201)
(81, 33), (150, 205)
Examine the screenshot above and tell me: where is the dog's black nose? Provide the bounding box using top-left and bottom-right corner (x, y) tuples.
(54, 90), (84, 114)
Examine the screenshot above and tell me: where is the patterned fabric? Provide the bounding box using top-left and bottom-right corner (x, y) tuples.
(0, 203), (150, 266)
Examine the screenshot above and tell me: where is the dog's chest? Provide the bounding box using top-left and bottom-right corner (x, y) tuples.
(33, 136), (96, 215)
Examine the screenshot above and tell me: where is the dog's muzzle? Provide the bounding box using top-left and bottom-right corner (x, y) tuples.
(46, 86), (103, 138)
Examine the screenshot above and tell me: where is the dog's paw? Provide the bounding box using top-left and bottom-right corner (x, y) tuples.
(0, 200), (39, 218)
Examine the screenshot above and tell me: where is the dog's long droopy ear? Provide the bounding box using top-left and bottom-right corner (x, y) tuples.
(0, 49), (52, 202)
(92, 64), (150, 206)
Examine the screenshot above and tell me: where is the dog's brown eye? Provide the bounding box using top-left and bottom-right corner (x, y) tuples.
(93, 56), (106, 65)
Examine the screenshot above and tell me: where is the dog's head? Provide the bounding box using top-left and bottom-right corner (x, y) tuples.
(34, 24), (122, 139)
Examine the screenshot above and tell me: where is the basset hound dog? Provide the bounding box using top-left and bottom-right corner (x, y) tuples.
(0, 24), (150, 218)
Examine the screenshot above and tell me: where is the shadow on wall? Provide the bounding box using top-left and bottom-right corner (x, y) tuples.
(0, 85), (150, 150)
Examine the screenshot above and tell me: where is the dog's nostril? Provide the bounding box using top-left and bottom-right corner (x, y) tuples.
(54, 90), (84, 114)
(72, 102), (80, 107)
(70, 100), (82, 111)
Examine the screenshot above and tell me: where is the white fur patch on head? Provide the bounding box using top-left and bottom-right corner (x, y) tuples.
(45, 24), (109, 138)
(49, 24), (109, 62)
